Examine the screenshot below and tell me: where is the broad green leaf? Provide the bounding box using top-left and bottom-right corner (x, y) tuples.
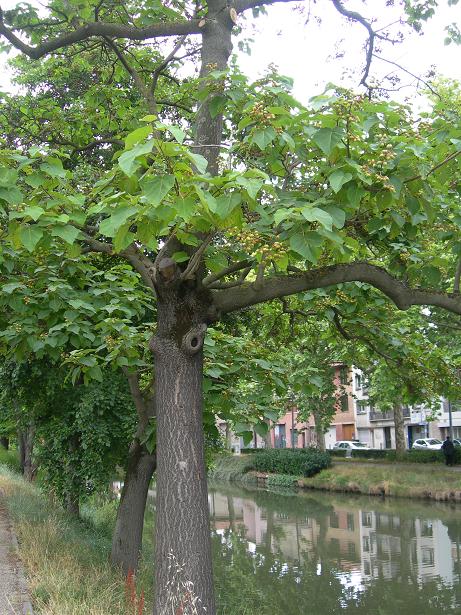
(236, 176), (263, 200)
(185, 151), (208, 173)
(2, 282), (24, 294)
(118, 140), (154, 176)
(141, 175), (175, 205)
(347, 183), (366, 207)
(215, 193), (241, 220)
(252, 127), (277, 150)
(329, 169), (353, 193)
(125, 125), (152, 148)
(301, 206), (333, 230)
(174, 196), (196, 221)
(172, 251), (190, 263)
(254, 422), (269, 438)
(323, 205), (346, 229)
(99, 206), (138, 237)
(312, 127), (344, 155)
(40, 158), (67, 178)
(289, 231), (323, 263)
(23, 206), (44, 221)
(209, 95), (228, 119)
(168, 125), (186, 144)
(0, 186), (23, 205)
(51, 225), (80, 244)
(19, 225), (43, 251)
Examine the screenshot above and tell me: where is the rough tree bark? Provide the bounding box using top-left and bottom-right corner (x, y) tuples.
(110, 370), (156, 574)
(151, 280), (215, 615)
(110, 441), (156, 574)
(393, 404), (406, 459)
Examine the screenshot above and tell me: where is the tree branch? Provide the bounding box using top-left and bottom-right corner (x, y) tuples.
(0, 11), (203, 59)
(454, 257), (461, 294)
(212, 261), (461, 315)
(202, 259), (254, 287)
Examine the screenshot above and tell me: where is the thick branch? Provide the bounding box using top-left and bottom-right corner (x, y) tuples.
(212, 261), (461, 315)
(454, 257), (461, 294)
(0, 13), (202, 59)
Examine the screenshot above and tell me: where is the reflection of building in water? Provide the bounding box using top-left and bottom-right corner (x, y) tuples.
(359, 511), (453, 586)
(209, 490), (457, 589)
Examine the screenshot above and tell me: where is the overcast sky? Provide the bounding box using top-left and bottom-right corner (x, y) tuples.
(0, 0), (460, 103)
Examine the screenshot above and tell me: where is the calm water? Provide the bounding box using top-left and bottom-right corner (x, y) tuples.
(208, 482), (461, 615)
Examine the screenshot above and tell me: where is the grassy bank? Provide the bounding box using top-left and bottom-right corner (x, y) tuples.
(210, 454), (461, 501)
(0, 465), (152, 614)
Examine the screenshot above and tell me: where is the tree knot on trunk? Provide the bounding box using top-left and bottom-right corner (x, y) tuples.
(181, 323), (207, 355)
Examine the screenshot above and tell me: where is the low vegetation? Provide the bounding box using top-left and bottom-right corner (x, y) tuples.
(0, 465), (152, 615)
(252, 448), (331, 477)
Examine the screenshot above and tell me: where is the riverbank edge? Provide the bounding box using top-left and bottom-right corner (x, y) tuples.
(209, 455), (461, 503)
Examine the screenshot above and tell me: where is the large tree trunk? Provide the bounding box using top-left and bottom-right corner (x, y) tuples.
(394, 404), (406, 459)
(0, 437), (9, 450)
(152, 289), (215, 615)
(18, 424), (35, 481)
(110, 440), (156, 574)
(313, 409), (326, 452)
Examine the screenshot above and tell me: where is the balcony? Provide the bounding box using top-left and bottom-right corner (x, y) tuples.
(369, 408), (410, 421)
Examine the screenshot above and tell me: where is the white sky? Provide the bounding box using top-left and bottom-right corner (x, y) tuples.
(0, 0), (460, 104)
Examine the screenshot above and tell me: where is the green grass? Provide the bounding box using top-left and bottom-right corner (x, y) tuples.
(301, 463), (461, 500)
(0, 464), (152, 615)
(208, 454), (257, 482)
(0, 447), (20, 472)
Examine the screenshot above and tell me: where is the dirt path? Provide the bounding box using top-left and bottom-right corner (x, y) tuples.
(0, 494), (34, 614)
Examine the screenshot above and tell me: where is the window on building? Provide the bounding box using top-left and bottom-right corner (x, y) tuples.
(421, 547), (435, 566)
(341, 394), (349, 412)
(356, 401), (367, 415)
(362, 536), (370, 552)
(329, 512), (339, 528)
(339, 366), (348, 385)
(362, 512), (373, 527)
(355, 373), (362, 389)
(347, 513), (355, 532)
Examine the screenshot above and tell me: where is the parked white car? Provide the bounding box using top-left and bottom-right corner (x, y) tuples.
(411, 438), (442, 450)
(333, 441), (369, 450)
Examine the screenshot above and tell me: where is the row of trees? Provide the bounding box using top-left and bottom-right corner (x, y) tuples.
(0, 1), (460, 613)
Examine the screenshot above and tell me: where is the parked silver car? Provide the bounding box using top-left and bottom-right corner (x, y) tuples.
(333, 441), (369, 450)
(411, 438), (442, 450)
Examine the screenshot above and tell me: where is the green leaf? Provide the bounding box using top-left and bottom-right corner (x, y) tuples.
(118, 140), (154, 176)
(215, 193), (242, 220)
(168, 125), (186, 144)
(2, 282), (24, 294)
(254, 422), (269, 438)
(174, 196), (196, 221)
(99, 206), (138, 237)
(125, 125), (152, 148)
(19, 226), (43, 251)
(236, 176), (264, 200)
(323, 205), (346, 229)
(252, 127), (277, 150)
(329, 169), (353, 193)
(23, 206), (45, 221)
(172, 251), (190, 263)
(141, 175), (175, 205)
(312, 127), (344, 155)
(185, 151), (208, 173)
(289, 231), (323, 263)
(0, 186), (23, 205)
(39, 158), (67, 178)
(51, 225), (80, 245)
(209, 95), (228, 119)
(300, 206), (333, 230)
(88, 365), (103, 382)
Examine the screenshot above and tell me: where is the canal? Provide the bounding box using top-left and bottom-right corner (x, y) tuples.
(208, 482), (461, 614)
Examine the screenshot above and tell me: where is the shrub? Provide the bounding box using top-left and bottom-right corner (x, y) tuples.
(266, 474), (298, 487)
(351, 449), (395, 460)
(253, 448), (331, 477)
(240, 448), (266, 454)
(330, 449), (347, 458)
